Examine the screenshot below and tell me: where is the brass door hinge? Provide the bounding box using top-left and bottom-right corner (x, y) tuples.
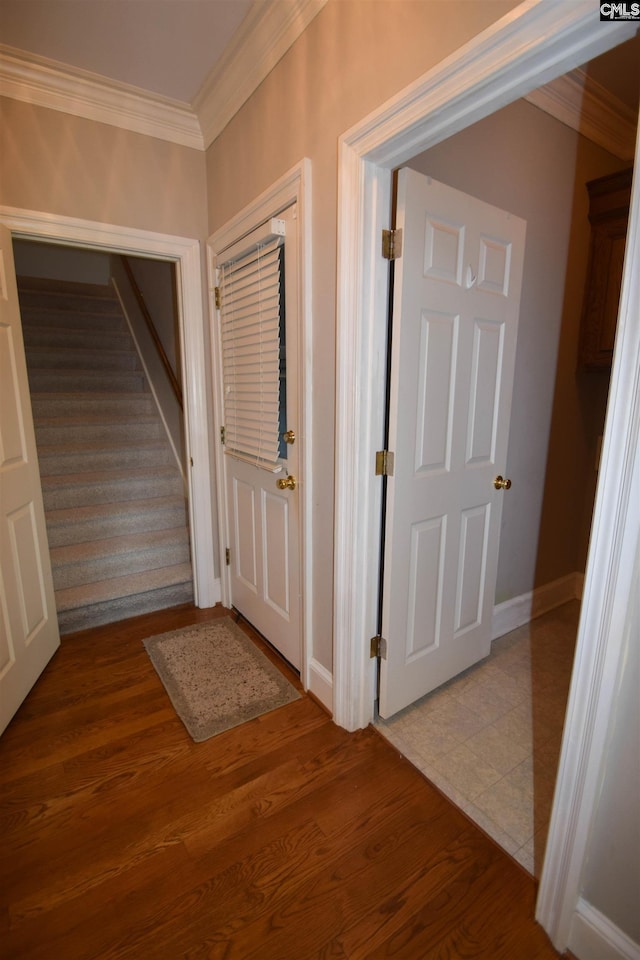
(375, 450), (394, 477)
(225, 547), (231, 566)
(220, 425), (226, 445)
(382, 228), (403, 261)
(370, 635), (388, 660)
(214, 286), (221, 309)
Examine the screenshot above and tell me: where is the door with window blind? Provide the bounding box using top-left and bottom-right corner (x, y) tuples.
(217, 205), (301, 669)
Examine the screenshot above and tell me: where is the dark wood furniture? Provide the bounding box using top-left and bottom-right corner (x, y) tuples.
(579, 167), (633, 370)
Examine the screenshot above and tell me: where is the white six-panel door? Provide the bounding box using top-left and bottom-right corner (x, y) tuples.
(379, 169), (526, 718)
(0, 224), (60, 735)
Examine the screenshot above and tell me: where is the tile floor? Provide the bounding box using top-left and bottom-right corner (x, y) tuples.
(376, 600), (579, 876)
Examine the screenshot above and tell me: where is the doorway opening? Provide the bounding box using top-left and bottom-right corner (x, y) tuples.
(0, 206), (218, 616)
(374, 38), (637, 876)
(13, 238), (194, 633)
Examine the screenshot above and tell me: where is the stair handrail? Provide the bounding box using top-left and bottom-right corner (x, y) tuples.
(120, 255), (183, 409)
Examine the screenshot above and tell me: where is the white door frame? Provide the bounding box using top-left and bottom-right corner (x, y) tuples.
(333, 0), (638, 951)
(0, 206), (218, 608)
(207, 159), (315, 694)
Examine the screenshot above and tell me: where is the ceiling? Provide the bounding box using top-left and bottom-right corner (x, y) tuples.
(0, 1), (637, 156)
(0, 1), (638, 110)
(0, 0), (254, 103)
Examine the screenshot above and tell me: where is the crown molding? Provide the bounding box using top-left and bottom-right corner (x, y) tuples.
(525, 68), (637, 161)
(0, 44), (204, 150)
(194, 0), (327, 149)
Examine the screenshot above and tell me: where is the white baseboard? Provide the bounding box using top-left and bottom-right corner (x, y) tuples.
(569, 898), (640, 960)
(307, 657), (333, 715)
(201, 577), (222, 607)
(492, 572), (583, 641)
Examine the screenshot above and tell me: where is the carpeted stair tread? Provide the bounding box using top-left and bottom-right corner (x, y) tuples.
(51, 528), (191, 589)
(18, 308), (128, 330)
(55, 562), (194, 611)
(30, 393), (157, 416)
(45, 496), (189, 546)
(27, 368), (147, 392)
(22, 325), (134, 350)
(51, 526), (190, 564)
(42, 467), (183, 509)
(26, 346), (141, 371)
(57, 579), (194, 633)
(17, 276), (118, 297)
(35, 415), (163, 445)
(37, 439), (176, 475)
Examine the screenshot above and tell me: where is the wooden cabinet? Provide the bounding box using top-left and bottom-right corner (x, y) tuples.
(579, 168), (632, 370)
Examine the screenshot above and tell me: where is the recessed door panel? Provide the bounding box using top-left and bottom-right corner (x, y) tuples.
(0, 325), (27, 467)
(262, 490), (290, 618)
(8, 503), (47, 639)
(406, 516), (446, 659)
(478, 236), (512, 296)
(466, 319), (504, 465)
(233, 477), (257, 592)
(423, 217), (464, 285)
(415, 311), (457, 474)
(455, 503), (490, 635)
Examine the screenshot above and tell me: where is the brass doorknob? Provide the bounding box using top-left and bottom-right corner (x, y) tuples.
(277, 475), (297, 491)
(282, 430), (296, 445)
(494, 475), (512, 490)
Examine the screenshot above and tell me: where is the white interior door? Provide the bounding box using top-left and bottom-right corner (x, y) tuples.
(220, 205), (301, 669)
(379, 169), (526, 718)
(0, 224), (60, 735)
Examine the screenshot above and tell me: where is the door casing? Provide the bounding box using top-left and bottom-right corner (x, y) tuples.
(332, 0), (638, 951)
(207, 159), (316, 698)
(0, 206), (218, 609)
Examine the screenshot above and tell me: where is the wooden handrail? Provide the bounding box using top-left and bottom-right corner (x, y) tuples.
(120, 255), (183, 409)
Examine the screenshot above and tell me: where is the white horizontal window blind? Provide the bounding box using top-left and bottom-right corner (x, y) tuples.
(219, 231), (285, 471)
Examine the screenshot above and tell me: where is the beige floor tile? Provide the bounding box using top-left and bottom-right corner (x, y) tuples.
(473, 772), (535, 847)
(466, 722), (531, 775)
(450, 682), (516, 724)
(375, 601), (578, 878)
(430, 742), (503, 799)
(425, 697), (490, 742)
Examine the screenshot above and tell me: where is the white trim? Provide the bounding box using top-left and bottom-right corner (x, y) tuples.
(0, 205), (218, 609)
(111, 275), (186, 480)
(332, 0), (638, 953)
(492, 572), (583, 640)
(194, 0), (327, 149)
(307, 658), (333, 715)
(0, 44), (203, 150)
(569, 899), (640, 960)
(525, 69), (637, 161)
(207, 159), (313, 690)
(537, 127), (640, 948)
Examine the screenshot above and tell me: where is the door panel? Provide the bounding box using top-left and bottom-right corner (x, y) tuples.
(0, 225), (60, 735)
(379, 169), (526, 718)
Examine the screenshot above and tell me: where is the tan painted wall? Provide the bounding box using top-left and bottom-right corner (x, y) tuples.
(206, 0), (520, 672)
(0, 97), (208, 240)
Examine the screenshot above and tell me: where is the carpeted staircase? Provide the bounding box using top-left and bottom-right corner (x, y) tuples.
(18, 275), (194, 634)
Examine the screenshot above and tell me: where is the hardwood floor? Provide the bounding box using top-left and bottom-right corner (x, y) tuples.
(0, 604), (564, 959)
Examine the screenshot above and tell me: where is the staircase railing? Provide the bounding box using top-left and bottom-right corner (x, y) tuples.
(120, 255), (183, 409)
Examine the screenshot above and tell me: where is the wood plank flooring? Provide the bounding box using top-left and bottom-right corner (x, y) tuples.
(0, 604), (565, 959)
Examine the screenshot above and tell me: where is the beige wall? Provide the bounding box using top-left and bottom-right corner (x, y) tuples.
(0, 97), (208, 240)
(407, 99), (626, 602)
(206, 0), (519, 672)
